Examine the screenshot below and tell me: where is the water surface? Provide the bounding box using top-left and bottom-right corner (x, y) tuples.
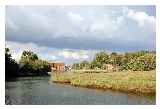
(5, 77), (155, 105)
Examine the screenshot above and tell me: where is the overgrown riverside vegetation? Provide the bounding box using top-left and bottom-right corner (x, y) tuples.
(72, 51), (156, 71)
(52, 70), (156, 94)
(52, 50), (156, 95)
(5, 48), (50, 80)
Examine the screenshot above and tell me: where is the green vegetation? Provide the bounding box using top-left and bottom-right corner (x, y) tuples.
(6, 48), (156, 94)
(5, 48), (51, 80)
(5, 48), (19, 79)
(51, 70), (156, 94)
(72, 50), (156, 71)
(19, 50), (50, 76)
(68, 51), (156, 94)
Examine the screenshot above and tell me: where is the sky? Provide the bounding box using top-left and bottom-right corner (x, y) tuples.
(5, 6), (156, 64)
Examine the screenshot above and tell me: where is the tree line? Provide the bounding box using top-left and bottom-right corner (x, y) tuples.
(6, 48), (156, 80)
(5, 48), (51, 80)
(72, 50), (156, 71)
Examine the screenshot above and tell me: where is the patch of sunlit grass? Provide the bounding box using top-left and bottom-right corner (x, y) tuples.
(51, 70), (156, 94)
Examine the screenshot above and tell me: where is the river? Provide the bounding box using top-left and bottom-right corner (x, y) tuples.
(5, 77), (156, 105)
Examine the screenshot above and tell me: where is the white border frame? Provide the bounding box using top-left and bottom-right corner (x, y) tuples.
(0, 0), (160, 108)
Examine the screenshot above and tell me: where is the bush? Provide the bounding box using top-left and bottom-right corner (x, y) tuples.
(5, 48), (19, 79)
(19, 51), (51, 76)
(72, 50), (156, 71)
(5, 49), (51, 78)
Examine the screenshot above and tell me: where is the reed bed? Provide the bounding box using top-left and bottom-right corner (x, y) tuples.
(51, 70), (156, 95)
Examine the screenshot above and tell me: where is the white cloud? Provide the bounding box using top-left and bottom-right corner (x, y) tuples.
(6, 41), (95, 63)
(68, 12), (84, 22)
(6, 41), (55, 62)
(6, 6), (155, 51)
(81, 55), (89, 59)
(60, 51), (70, 58)
(11, 51), (22, 62)
(58, 49), (89, 60)
(51, 55), (57, 60)
(127, 9), (155, 27)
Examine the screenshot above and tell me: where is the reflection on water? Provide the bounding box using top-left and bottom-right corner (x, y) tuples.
(5, 77), (156, 105)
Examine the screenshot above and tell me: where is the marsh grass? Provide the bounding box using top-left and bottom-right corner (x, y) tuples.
(51, 70), (156, 95)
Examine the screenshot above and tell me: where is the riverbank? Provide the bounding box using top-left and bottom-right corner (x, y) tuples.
(51, 70), (156, 95)
(6, 76), (155, 105)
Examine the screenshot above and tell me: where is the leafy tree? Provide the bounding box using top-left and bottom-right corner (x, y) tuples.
(120, 51), (155, 71)
(5, 48), (19, 79)
(132, 54), (156, 71)
(109, 52), (118, 65)
(80, 60), (90, 69)
(116, 54), (124, 66)
(20, 51), (38, 62)
(94, 51), (109, 66)
(72, 50), (156, 71)
(90, 60), (101, 69)
(19, 50), (50, 76)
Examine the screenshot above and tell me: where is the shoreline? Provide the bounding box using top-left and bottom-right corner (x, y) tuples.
(53, 80), (156, 96)
(51, 70), (156, 95)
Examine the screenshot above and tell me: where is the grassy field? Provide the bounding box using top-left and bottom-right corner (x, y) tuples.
(51, 70), (156, 95)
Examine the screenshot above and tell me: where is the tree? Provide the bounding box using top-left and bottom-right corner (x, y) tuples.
(20, 51), (38, 62)
(109, 52), (118, 65)
(90, 60), (101, 69)
(5, 48), (19, 79)
(116, 54), (123, 66)
(71, 50), (156, 71)
(120, 51), (155, 71)
(19, 50), (50, 76)
(94, 51), (109, 66)
(132, 54), (156, 71)
(80, 60), (90, 69)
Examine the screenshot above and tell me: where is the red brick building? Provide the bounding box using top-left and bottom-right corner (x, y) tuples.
(49, 61), (65, 72)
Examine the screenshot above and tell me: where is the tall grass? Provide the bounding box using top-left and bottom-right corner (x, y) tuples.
(51, 70), (156, 94)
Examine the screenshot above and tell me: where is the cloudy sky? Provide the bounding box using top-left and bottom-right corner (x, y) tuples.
(5, 6), (156, 64)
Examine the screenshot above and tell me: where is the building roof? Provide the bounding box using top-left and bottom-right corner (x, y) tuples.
(48, 61), (65, 65)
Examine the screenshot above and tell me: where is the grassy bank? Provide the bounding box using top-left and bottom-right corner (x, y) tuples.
(51, 70), (156, 95)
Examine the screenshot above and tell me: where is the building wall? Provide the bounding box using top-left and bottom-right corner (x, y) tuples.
(103, 64), (117, 72)
(49, 62), (65, 72)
